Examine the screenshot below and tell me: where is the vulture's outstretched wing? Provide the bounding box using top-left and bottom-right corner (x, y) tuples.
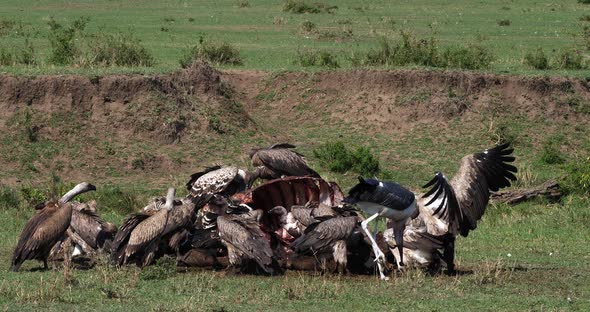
(402, 228), (448, 252)
(269, 143), (297, 149)
(423, 143), (517, 237)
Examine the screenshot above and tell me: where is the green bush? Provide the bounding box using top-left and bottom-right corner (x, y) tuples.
(283, 0), (337, 14)
(540, 136), (565, 165)
(564, 157), (590, 195)
(580, 14), (590, 22)
(524, 48), (549, 70)
(295, 49), (339, 68)
(180, 38), (243, 67)
(300, 20), (316, 33)
(497, 19), (511, 26)
(441, 44), (494, 70)
(317, 50), (339, 68)
(313, 141), (380, 176)
(579, 0), (590, 4)
(361, 31), (493, 70)
(86, 185), (139, 215)
(47, 17), (88, 65)
(553, 48), (586, 70)
(582, 25), (590, 50)
(0, 48), (12, 66)
(237, 0), (250, 8)
(0, 185), (20, 210)
(88, 32), (154, 67)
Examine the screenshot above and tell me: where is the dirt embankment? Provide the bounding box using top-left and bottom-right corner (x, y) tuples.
(0, 62), (253, 144)
(0, 64), (589, 184)
(229, 69), (590, 132)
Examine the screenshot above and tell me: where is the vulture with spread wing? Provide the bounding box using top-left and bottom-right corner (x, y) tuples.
(387, 143), (517, 273)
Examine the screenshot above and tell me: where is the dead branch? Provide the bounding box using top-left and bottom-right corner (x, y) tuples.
(491, 180), (562, 205)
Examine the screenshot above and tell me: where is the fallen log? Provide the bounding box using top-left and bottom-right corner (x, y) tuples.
(490, 180), (562, 205)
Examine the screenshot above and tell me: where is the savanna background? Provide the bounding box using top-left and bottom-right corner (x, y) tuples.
(0, 0), (589, 310)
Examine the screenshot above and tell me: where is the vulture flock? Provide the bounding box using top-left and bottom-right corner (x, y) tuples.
(11, 143), (517, 280)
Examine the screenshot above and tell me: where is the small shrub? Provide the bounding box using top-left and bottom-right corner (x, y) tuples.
(497, 19), (511, 26)
(540, 136), (565, 165)
(316, 27), (353, 41)
(47, 17), (89, 65)
(0, 48), (12, 65)
(364, 36), (394, 66)
(0, 185), (20, 210)
(188, 17), (195, 22)
(295, 48), (318, 67)
(87, 185), (139, 215)
(580, 14), (590, 22)
(524, 47), (549, 70)
(582, 25), (590, 50)
(0, 19), (17, 36)
(208, 114), (225, 134)
(283, 0), (337, 14)
(552, 48), (586, 70)
(441, 44), (494, 69)
(300, 20), (316, 33)
(295, 48), (339, 68)
(180, 38), (243, 67)
(18, 185), (45, 207)
(564, 157), (590, 195)
(317, 50), (339, 68)
(579, 0), (590, 4)
(313, 141), (380, 176)
(87, 32), (154, 67)
(237, 0), (250, 8)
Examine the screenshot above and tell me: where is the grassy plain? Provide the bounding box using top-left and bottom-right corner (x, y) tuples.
(0, 1), (589, 311)
(0, 0), (589, 75)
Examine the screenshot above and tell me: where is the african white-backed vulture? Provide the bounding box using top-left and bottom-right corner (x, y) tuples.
(208, 196), (275, 274)
(69, 200), (117, 256)
(386, 143), (517, 273)
(291, 215), (360, 273)
(248, 143), (320, 186)
(112, 188), (197, 267)
(11, 182), (97, 272)
(186, 165), (248, 204)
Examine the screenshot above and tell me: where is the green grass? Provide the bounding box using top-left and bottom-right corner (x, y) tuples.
(0, 0), (589, 76)
(1, 104), (589, 310)
(0, 1), (590, 310)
